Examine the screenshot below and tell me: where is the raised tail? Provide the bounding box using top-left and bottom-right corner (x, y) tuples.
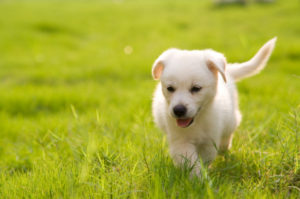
(227, 37), (277, 81)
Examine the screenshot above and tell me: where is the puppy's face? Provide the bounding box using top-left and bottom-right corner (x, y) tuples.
(152, 49), (227, 128)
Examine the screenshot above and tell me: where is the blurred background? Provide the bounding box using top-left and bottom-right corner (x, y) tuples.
(0, 0), (299, 198)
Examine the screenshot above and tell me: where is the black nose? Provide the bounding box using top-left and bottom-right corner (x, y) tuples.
(173, 105), (187, 117)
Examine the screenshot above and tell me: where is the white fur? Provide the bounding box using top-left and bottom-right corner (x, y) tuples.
(152, 38), (276, 176)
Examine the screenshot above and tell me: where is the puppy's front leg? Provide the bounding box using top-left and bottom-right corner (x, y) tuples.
(169, 142), (201, 176)
(199, 144), (218, 165)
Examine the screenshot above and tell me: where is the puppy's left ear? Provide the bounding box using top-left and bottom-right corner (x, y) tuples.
(206, 50), (227, 83)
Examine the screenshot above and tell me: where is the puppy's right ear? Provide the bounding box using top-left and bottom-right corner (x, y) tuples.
(152, 61), (164, 80)
(152, 49), (177, 80)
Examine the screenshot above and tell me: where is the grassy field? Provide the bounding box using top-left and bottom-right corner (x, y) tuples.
(0, 0), (299, 198)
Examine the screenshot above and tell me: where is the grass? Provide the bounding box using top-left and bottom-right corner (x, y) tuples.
(0, 0), (299, 198)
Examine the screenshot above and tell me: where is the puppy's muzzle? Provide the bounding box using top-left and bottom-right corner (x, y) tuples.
(173, 104), (187, 118)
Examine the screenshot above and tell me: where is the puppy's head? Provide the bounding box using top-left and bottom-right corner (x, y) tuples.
(152, 48), (227, 128)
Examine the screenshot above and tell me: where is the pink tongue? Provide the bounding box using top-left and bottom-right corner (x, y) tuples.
(176, 118), (193, 128)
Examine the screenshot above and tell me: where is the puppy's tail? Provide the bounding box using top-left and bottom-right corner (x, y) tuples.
(227, 37), (277, 82)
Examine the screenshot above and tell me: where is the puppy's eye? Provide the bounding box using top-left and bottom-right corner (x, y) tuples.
(190, 86), (202, 93)
(167, 86), (175, 92)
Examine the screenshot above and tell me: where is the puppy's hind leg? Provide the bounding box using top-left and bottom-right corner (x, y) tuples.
(219, 110), (241, 154)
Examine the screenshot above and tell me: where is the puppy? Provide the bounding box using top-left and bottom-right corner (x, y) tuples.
(152, 38), (276, 176)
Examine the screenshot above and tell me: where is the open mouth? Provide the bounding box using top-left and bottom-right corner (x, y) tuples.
(176, 118), (194, 128)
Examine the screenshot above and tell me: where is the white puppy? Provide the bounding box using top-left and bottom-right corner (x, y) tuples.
(152, 38), (276, 176)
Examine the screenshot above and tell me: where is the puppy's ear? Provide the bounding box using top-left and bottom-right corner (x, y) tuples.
(152, 49), (178, 80)
(152, 61), (164, 80)
(206, 50), (227, 83)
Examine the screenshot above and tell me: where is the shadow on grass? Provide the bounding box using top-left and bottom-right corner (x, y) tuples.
(211, 1), (248, 10)
(32, 22), (83, 38)
(211, 0), (276, 10)
(6, 158), (33, 176)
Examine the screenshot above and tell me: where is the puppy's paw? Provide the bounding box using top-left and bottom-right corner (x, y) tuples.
(189, 169), (202, 180)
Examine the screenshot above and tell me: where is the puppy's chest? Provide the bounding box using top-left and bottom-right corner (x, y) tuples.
(169, 125), (213, 145)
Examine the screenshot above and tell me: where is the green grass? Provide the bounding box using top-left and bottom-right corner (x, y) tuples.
(0, 0), (299, 198)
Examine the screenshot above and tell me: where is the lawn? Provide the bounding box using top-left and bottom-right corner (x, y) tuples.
(0, 0), (299, 198)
